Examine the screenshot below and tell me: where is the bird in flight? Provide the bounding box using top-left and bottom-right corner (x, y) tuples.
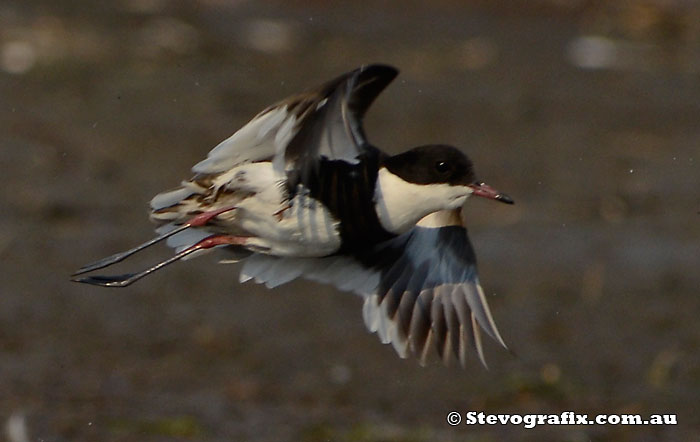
(73, 64), (513, 367)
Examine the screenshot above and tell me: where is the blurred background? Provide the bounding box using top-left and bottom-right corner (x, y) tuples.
(1, 0), (699, 441)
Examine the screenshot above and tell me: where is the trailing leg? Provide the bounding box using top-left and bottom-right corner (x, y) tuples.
(72, 234), (247, 287)
(72, 206), (236, 276)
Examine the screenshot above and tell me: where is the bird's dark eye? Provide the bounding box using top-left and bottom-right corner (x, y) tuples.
(435, 161), (450, 174)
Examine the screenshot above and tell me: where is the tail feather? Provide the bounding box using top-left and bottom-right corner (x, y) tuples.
(150, 181), (206, 211)
(149, 179), (220, 225)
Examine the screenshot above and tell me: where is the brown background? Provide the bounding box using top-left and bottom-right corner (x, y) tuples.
(2, 1), (699, 441)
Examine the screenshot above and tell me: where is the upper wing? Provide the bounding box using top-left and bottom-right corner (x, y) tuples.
(191, 64), (398, 181)
(237, 209), (507, 367)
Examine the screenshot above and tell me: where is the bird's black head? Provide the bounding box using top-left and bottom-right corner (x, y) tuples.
(382, 144), (514, 205)
(383, 144), (477, 186)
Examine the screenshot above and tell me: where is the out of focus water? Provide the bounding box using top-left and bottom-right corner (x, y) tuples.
(1, 1), (699, 441)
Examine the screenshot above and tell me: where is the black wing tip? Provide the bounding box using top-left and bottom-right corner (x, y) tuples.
(322, 63), (398, 91)
(308, 64), (399, 117)
(358, 63), (399, 79)
(353, 64), (399, 93)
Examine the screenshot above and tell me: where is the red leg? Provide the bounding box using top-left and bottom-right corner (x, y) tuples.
(187, 206), (237, 227)
(190, 234), (247, 249)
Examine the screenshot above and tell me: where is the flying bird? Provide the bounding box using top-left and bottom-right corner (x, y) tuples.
(73, 64), (514, 367)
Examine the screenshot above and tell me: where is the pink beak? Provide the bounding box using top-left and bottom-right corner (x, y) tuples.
(468, 182), (514, 204)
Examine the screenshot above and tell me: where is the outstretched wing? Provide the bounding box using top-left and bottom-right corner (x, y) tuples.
(237, 209), (507, 367)
(191, 64), (398, 181)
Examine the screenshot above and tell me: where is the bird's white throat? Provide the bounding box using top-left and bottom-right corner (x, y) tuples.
(373, 167), (472, 234)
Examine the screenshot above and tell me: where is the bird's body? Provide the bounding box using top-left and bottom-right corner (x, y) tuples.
(74, 64), (514, 367)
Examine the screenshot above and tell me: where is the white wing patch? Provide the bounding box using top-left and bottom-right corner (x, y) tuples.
(239, 254), (381, 294)
(192, 106), (295, 174)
